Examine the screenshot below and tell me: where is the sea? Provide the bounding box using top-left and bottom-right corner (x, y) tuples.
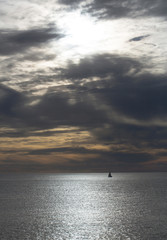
(0, 172), (167, 240)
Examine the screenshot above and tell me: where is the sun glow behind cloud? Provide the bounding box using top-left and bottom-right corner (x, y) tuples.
(55, 11), (158, 65)
(56, 10), (126, 61)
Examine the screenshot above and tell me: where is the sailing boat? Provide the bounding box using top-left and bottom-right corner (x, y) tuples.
(108, 172), (112, 177)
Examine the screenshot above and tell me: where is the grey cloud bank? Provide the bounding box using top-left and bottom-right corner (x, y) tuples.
(0, 27), (62, 56)
(59, 0), (167, 19)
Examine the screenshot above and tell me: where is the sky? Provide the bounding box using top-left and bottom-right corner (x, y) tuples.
(0, 0), (167, 172)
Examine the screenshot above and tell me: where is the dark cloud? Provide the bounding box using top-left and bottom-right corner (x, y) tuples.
(60, 54), (142, 80)
(18, 52), (56, 62)
(85, 0), (136, 20)
(56, 53), (167, 151)
(1, 54), (167, 138)
(28, 146), (155, 164)
(59, 0), (167, 19)
(59, 54), (167, 123)
(28, 146), (99, 155)
(0, 84), (24, 117)
(129, 35), (150, 42)
(0, 77), (9, 83)
(0, 27), (62, 56)
(64, 151), (156, 171)
(0, 147), (157, 172)
(101, 75), (167, 121)
(58, 0), (81, 6)
(1, 53), (167, 172)
(91, 120), (167, 153)
(0, 83), (107, 134)
(32, 90), (107, 128)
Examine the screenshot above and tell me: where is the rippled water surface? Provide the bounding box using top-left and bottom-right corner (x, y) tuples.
(0, 172), (167, 240)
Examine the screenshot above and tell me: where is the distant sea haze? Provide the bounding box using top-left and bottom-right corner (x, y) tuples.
(0, 172), (167, 239)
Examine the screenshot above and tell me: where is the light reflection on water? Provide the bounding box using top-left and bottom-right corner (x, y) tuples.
(0, 173), (167, 239)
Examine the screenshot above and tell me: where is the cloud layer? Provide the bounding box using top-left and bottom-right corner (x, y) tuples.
(1, 53), (167, 171)
(0, 0), (167, 172)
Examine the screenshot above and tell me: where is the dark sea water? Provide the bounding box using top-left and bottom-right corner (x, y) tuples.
(0, 172), (167, 240)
